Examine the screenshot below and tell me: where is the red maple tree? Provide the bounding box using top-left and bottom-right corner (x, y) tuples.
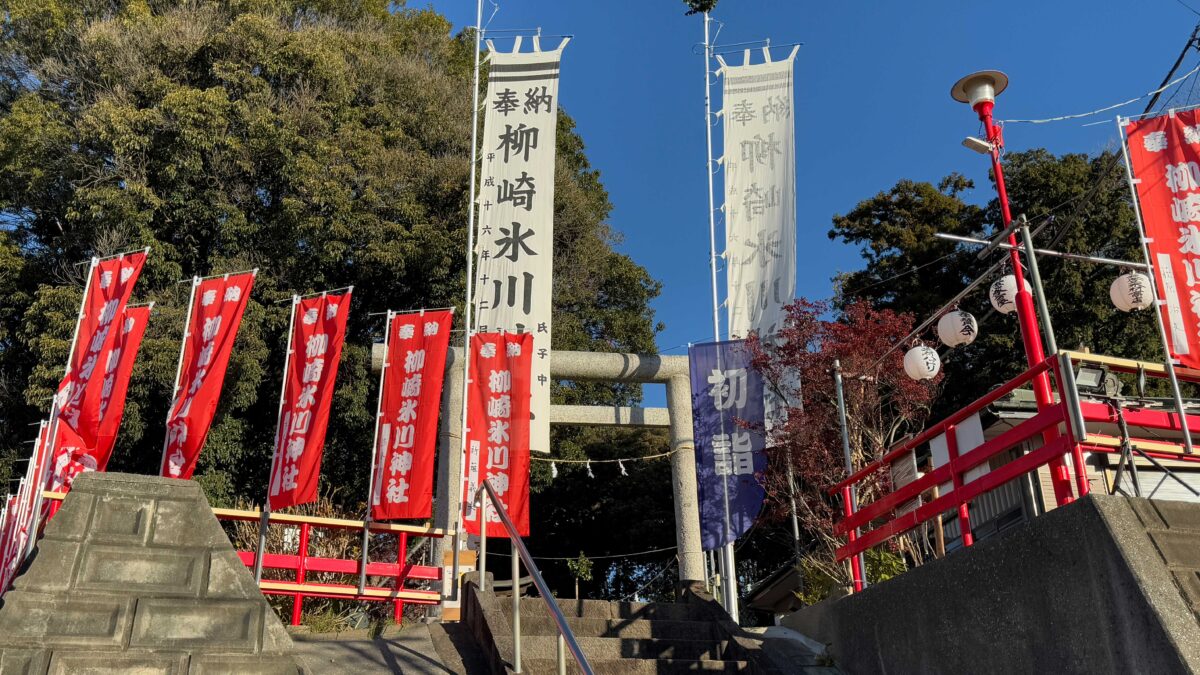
(748, 299), (941, 588)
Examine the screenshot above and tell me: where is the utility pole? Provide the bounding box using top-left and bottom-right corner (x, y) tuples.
(1143, 23), (1200, 114)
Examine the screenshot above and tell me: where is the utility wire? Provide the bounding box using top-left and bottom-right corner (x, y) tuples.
(1000, 62), (1200, 124)
(1145, 23), (1200, 113)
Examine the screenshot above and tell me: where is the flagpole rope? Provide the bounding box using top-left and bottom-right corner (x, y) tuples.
(1000, 62), (1200, 124)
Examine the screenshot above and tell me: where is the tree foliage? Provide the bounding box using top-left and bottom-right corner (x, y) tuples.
(682, 0), (719, 16)
(831, 149), (1161, 415)
(748, 300), (938, 590)
(0, 0), (664, 542)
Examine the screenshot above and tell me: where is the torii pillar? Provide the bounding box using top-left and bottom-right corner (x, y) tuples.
(425, 348), (705, 604)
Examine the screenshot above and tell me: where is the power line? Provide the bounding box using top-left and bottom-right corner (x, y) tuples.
(1144, 23), (1200, 113)
(1000, 62), (1200, 124)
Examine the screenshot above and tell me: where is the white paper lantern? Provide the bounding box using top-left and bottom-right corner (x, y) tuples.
(936, 310), (978, 348)
(989, 275), (1031, 315)
(903, 345), (942, 380)
(1110, 272), (1153, 312)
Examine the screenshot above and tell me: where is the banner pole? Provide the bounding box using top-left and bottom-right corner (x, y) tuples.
(28, 257), (98, 559)
(702, 11), (741, 622)
(359, 310), (392, 595)
(833, 360), (866, 592)
(161, 277), (200, 475)
(257, 295), (300, 584)
(455, 0), (485, 572)
(1116, 115), (1194, 454)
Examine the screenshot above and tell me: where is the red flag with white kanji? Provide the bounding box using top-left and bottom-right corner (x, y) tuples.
(371, 310), (454, 521)
(268, 290), (352, 510)
(53, 250), (147, 452)
(45, 305), (151, 491)
(94, 304), (151, 471)
(1127, 110), (1200, 369)
(461, 332), (532, 537)
(161, 272), (256, 479)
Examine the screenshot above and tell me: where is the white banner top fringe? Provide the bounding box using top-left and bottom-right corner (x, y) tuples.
(472, 38), (568, 455)
(718, 50), (797, 341)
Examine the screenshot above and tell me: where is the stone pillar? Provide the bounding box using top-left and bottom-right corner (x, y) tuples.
(666, 373), (705, 582)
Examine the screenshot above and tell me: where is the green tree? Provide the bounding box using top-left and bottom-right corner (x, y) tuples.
(0, 0), (663, 534)
(831, 149), (1160, 414)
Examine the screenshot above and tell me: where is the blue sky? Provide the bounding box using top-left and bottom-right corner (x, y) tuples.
(426, 0), (1200, 403)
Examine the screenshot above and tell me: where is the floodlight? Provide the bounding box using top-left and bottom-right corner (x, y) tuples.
(962, 136), (994, 154)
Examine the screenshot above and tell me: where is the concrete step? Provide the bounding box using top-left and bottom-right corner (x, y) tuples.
(498, 635), (728, 661)
(520, 615), (723, 640)
(500, 597), (700, 621)
(520, 657), (753, 674)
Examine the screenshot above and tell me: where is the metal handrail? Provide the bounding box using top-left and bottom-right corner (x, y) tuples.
(475, 479), (594, 675)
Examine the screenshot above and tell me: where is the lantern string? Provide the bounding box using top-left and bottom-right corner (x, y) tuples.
(1000, 62), (1200, 124)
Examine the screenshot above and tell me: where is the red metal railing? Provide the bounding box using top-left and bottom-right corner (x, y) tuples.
(214, 507), (446, 625)
(830, 356), (1083, 567)
(830, 350), (1200, 578)
(38, 493), (448, 625)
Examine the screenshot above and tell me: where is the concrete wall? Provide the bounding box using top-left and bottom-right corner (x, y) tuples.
(785, 495), (1200, 675)
(0, 472), (302, 674)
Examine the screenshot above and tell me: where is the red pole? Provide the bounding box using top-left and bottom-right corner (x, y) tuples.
(1070, 443), (1091, 498)
(841, 486), (864, 592)
(975, 102), (1075, 508)
(945, 425), (973, 547)
(394, 532), (409, 623)
(292, 523), (309, 626)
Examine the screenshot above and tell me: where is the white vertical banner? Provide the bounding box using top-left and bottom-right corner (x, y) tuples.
(720, 51), (797, 340)
(473, 38), (568, 455)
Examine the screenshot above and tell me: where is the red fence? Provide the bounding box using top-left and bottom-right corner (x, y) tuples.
(830, 351), (1200, 581)
(214, 507), (448, 625)
(40, 493), (448, 625)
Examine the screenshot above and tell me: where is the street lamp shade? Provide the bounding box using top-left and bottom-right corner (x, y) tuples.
(950, 70), (1009, 108)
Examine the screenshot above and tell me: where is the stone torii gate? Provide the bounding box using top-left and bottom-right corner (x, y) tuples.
(392, 348), (705, 591)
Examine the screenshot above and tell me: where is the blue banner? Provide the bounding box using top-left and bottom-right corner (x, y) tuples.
(689, 340), (767, 551)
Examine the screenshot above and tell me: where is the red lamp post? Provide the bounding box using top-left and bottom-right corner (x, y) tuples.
(951, 71), (1076, 507)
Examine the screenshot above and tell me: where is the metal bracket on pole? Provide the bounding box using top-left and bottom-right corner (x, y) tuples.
(976, 215), (1026, 261)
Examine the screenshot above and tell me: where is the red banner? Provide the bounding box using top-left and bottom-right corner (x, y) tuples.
(268, 290), (352, 510)
(161, 272), (257, 478)
(94, 304), (151, 471)
(54, 250), (147, 450)
(461, 332), (532, 538)
(370, 310), (454, 521)
(2, 420), (52, 592)
(0, 494), (17, 591)
(1127, 110), (1200, 369)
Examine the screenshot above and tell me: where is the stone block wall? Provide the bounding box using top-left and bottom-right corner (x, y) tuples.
(0, 472), (302, 674)
(785, 495), (1200, 675)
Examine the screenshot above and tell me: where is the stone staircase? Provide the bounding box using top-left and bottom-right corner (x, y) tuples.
(500, 596), (746, 673)
(461, 577), (831, 674)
